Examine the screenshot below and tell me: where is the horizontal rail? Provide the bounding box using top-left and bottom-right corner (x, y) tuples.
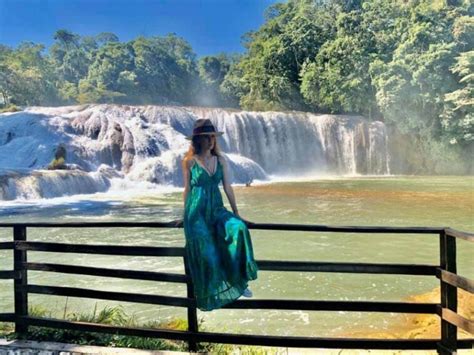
(0, 222), (183, 228)
(25, 263), (188, 283)
(437, 269), (474, 294)
(3, 223), (472, 237)
(258, 260), (437, 275)
(27, 285), (193, 307)
(0, 270), (18, 279)
(2, 221), (472, 352)
(15, 241), (185, 257)
(247, 224), (445, 234)
(0, 222), (445, 234)
(445, 227), (474, 242)
(23, 260), (437, 278)
(437, 343), (456, 354)
(22, 317), (474, 349)
(25, 284), (436, 313)
(0, 313), (15, 322)
(16, 247), (438, 278)
(224, 299), (437, 313)
(439, 307), (474, 334)
(0, 242), (14, 249)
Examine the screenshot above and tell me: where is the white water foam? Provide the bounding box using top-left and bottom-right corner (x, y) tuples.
(0, 104), (390, 201)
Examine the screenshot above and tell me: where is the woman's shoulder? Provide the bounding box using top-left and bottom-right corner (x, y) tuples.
(183, 155), (196, 169)
(218, 154), (230, 169)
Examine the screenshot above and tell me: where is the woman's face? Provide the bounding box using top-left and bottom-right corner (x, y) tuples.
(199, 134), (216, 151)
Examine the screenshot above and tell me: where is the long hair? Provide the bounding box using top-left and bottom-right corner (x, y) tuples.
(182, 135), (222, 172)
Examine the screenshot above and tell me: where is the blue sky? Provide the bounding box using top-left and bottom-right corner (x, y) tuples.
(0, 0), (279, 56)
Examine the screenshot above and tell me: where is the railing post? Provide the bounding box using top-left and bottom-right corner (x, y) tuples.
(438, 230), (457, 354)
(184, 253), (198, 352)
(13, 225), (28, 337)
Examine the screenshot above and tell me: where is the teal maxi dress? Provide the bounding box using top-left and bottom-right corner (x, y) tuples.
(183, 156), (259, 311)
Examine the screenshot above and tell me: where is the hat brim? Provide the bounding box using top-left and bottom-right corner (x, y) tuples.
(185, 132), (224, 140)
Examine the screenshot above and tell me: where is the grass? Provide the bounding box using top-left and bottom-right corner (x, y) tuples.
(0, 105), (20, 113)
(0, 302), (284, 354)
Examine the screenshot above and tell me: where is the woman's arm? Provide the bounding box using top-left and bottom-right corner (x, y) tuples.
(219, 155), (240, 216)
(182, 157), (192, 208)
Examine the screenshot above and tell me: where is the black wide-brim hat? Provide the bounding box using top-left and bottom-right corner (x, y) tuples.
(186, 118), (224, 140)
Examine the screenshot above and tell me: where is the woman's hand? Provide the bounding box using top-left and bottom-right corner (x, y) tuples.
(235, 212), (253, 225)
(171, 219), (183, 227)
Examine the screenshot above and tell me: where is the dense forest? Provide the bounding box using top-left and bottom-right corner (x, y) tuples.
(0, 0), (472, 171)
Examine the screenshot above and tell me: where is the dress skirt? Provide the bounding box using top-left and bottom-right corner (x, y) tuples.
(183, 158), (258, 311)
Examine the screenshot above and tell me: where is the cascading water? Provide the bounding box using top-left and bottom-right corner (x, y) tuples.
(0, 104), (390, 200)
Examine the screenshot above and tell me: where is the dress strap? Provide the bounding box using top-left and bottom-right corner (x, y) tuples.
(192, 155), (217, 176)
(211, 155), (217, 175)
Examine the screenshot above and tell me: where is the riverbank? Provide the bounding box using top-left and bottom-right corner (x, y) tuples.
(0, 338), (462, 355)
(0, 338), (186, 354)
(1, 287), (472, 354)
(341, 287), (473, 340)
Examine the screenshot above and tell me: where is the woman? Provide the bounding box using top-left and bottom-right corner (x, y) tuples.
(181, 118), (258, 311)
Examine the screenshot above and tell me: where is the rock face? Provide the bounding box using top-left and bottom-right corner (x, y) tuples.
(0, 168), (111, 200)
(0, 104), (390, 200)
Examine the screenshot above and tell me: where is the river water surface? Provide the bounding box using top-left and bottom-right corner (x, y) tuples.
(0, 176), (472, 337)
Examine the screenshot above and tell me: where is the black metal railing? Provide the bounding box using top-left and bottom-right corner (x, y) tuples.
(0, 222), (472, 354)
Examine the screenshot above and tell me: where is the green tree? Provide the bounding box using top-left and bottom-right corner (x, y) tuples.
(131, 34), (197, 104)
(301, 10), (378, 117)
(96, 32), (119, 46)
(78, 41), (134, 103)
(50, 29), (91, 84)
(53, 29), (79, 50)
(228, 0), (334, 110)
(0, 42), (57, 106)
(219, 56), (245, 107)
(197, 53), (239, 107)
(442, 50), (474, 145)
(369, 0), (465, 137)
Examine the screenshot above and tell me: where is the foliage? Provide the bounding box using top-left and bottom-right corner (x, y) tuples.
(0, 42), (58, 106)
(0, 303), (283, 353)
(442, 50), (473, 145)
(230, 0), (472, 156)
(197, 53), (240, 107)
(0, 104), (19, 113)
(0, 0), (472, 159)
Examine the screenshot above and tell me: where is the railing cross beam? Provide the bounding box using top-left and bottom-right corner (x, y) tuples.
(0, 222), (472, 353)
(184, 253), (199, 352)
(438, 230), (458, 354)
(13, 225), (28, 336)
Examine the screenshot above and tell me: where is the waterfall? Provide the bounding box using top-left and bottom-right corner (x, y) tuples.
(0, 104), (390, 200)
(190, 107), (390, 175)
(0, 168), (111, 200)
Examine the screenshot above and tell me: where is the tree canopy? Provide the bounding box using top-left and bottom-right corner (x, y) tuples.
(0, 0), (472, 155)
